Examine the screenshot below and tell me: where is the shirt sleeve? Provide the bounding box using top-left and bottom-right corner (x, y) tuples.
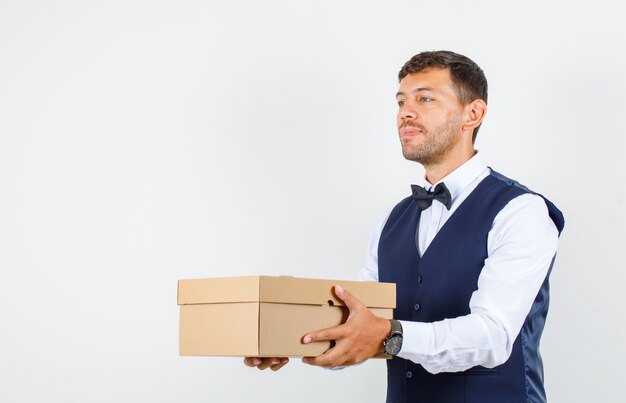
(395, 193), (559, 373)
(358, 208), (393, 282)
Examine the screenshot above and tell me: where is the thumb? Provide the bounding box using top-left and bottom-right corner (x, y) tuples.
(334, 285), (364, 313)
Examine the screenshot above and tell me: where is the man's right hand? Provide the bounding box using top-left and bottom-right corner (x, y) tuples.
(243, 357), (289, 371)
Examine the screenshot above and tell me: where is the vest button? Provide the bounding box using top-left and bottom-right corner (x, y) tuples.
(417, 275), (423, 283)
(405, 371), (413, 379)
(414, 303), (421, 311)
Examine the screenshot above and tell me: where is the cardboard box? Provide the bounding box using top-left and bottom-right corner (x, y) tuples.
(178, 275), (396, 357)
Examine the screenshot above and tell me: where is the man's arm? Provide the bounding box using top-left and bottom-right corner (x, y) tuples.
(306, 194), (558, 371)
(397, 194), (558, 373)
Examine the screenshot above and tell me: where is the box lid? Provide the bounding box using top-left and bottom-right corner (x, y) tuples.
(177, 275), (395, 309)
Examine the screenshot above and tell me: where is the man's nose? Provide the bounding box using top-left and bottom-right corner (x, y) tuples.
(399, 103), (417, 120)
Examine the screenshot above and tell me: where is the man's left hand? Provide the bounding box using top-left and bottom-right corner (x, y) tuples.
(301, 285), (392, 368)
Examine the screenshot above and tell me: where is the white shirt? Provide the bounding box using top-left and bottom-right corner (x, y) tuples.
(359, 153), (559, 374)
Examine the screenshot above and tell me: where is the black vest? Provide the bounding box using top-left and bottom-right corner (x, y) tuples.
(378, 171), (564, 403)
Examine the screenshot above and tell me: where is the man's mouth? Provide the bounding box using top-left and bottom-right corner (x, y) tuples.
(399, 126), (424, 137)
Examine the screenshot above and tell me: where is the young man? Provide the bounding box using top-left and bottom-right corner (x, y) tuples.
(245, 50), (564, 403)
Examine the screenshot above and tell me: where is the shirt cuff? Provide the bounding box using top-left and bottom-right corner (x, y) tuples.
(397, 320), (434, 362)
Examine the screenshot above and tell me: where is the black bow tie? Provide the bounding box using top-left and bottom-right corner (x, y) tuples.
(411, 182), (453, 211)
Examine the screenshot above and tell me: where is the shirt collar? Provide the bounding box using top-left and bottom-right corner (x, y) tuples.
(423, 152), (488, 201)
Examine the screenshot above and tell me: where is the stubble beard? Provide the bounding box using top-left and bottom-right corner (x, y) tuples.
(400, 114), (463, 166)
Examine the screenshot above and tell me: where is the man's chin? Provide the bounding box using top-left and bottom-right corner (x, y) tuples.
(402, 146), (442, 166)
(402, 149), (424, 164)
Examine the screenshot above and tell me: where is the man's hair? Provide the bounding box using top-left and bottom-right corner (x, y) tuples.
(398, 50), (488, 142)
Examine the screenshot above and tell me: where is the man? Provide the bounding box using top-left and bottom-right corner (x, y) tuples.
(245, 50), (564, 403)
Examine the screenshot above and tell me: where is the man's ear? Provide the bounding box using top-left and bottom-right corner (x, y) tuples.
(463, 99), (487, 132)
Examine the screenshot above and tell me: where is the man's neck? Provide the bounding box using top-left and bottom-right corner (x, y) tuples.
(424, 148), (476, 185)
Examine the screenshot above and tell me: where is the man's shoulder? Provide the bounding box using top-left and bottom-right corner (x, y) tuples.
(487, 169), (565, 235)
(488, 169), (535, 194)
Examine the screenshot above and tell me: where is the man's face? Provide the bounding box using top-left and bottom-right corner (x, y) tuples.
(396, 68), (466, 166)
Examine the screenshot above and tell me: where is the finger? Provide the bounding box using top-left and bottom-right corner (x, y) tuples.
(334, 285), (365, 313)
(302, 325), (345, 344)
(257, 357), (281, 370)
(270, 358), (289, 371)
(302, 348), (345, 368)
(243, 357), (262, 367)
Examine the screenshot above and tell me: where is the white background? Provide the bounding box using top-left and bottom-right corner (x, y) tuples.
(1, 1), (624, 402)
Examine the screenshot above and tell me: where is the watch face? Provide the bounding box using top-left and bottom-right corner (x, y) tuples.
(385, 335), (403, 355)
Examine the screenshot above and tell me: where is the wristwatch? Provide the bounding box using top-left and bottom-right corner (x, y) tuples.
(383, 319), (403, 355)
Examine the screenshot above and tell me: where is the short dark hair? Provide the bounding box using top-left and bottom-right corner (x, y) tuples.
(398, 50), (488, 142)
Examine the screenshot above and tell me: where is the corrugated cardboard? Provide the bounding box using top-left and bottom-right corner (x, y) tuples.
(178, 275), (396, 357)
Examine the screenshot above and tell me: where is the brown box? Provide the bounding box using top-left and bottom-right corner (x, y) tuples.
(178, 275), (396, 357)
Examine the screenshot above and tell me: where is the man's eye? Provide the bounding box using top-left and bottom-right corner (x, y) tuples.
(397, 100), (406, 107)
(419, 97), (433, 102)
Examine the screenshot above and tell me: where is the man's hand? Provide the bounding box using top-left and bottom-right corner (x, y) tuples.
(301, 285), (391, 368)
(243, 357), (289, 371)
